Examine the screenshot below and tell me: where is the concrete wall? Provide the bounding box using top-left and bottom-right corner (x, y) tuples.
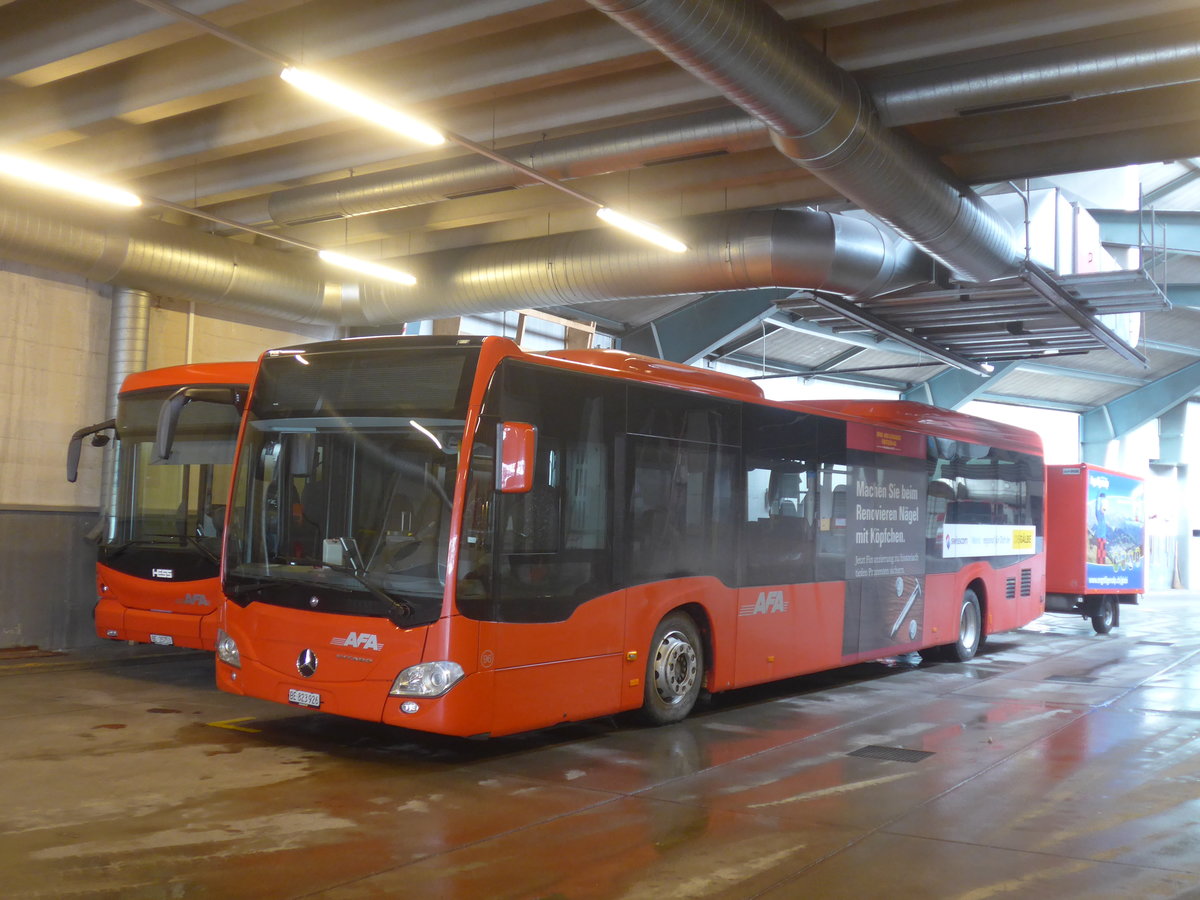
(0, 261), (336, 650)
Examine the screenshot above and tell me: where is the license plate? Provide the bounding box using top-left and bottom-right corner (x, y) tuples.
(149, 634), (174, 646)
(288, 688), (321, 709)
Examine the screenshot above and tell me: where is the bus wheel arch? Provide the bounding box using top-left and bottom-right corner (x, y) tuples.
(638, 607), (707, 726)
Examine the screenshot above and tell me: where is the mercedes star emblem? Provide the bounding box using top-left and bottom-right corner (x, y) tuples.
(296, 648), (319, 678)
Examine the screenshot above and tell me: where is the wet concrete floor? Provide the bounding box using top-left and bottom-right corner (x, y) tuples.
(4, 593), (1200, 899)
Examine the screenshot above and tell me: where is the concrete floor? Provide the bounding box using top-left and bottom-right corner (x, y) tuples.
(4, 594), (1200, 899)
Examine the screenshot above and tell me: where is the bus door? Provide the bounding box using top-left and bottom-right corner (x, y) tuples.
(459, 363), (623, 733)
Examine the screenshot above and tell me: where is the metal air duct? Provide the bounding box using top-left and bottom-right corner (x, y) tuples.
(586, 0), (1022, 284)
(101, 287), (151, 532)
(0, 181), (926, 329)
(872, 21), (1200, 124)
(0, 180), (382, 325)
(360, 209), (931, 322)
(266, 108), (769, 226)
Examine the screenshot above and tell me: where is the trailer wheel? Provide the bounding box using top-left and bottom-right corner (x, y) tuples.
(947, 588), (983, 662)
(639, 612), (703, 726)
(1091, 595), (1116, 635)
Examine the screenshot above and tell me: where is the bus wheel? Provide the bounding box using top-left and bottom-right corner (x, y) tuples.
(641, 612), (703, 726)
(1091, 595), (1116, 635)
(948, 588), (983, 662)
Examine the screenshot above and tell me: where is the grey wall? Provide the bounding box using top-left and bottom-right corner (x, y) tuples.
(0, 509), (100, 650)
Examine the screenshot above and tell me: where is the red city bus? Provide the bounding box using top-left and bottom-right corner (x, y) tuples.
(216, 336), (1044, 737)
(68, 362), (255, 650)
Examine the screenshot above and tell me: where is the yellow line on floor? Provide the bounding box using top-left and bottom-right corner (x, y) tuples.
(206, 717), (262, 733)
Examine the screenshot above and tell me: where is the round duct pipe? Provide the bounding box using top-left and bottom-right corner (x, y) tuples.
(586, 0), (1022, 284)
(357, 209), (932, 323)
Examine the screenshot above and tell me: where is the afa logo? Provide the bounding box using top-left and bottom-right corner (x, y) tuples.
(331, 632), (384, 651)
(738, 590), (788, 617)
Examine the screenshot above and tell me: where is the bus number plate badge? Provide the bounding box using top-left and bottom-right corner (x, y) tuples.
(287, 688), (321, 709)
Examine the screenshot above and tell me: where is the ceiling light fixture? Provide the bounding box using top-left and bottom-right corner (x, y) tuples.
(149, 197), (417, 287)
(596, 207), (688, 253)
(131, 0), (689, 256)
(280, 66), (445, 147)
(318, 249), (417, 286)
(0, 153), (141, 208)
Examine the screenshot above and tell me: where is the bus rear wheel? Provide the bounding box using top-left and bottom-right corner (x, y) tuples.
(947, 588), (983, 662)
(640, 612), (703, 726)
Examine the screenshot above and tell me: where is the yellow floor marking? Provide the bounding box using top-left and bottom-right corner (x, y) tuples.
(206, 717), (262, 733)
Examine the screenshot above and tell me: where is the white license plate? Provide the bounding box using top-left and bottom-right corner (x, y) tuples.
(149, 634), (174, 646)
(287, 688), (321, 708)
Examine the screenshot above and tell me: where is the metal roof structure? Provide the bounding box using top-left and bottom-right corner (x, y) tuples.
(1, 0), (1199, 446)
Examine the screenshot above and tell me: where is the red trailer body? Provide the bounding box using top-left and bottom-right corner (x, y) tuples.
(1045, 463), (1145, 633)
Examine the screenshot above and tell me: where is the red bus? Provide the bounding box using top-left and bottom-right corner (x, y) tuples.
(216, 336), (1044, 737)
(69, 362), (255, 650)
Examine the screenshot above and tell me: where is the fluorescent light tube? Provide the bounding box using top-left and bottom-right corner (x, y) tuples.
(596, 207), (687, 253)
(0, 153), (141, 207)
(281, 66), (445, 146)
(318, 249), (417, 286)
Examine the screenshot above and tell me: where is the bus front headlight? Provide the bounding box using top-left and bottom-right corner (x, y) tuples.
(216, 629), (241, 668)
(389, 661), (464, 698)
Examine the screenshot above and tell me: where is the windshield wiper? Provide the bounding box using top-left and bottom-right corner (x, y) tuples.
(321, 561), (415, 624)
(226, 573), (270, 596)
(184, 534), (220, 565)
(270, 544), (414, 619)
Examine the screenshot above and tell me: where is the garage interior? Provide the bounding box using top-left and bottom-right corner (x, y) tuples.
(2, 0), (1200, 895)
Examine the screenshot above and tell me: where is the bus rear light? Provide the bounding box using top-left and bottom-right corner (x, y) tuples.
(216, 629), (241, 668)
(389, 661), (464, 698)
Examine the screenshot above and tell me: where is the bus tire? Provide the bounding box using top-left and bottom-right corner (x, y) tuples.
(1091, 595), (1116, 634)
(947, 588), (983, 662)
(640, 612), (703, 726)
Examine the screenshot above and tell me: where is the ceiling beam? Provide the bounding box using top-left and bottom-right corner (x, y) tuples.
(722, 352), (906, 392)
(1080, 359), (1200, 462)
(1014, 360), (1147, 387)
(1093, 208), (1200, 253)
(1144, 160), (1200, 207)
(901, 361), (1017, 409)
(620, 289), (790, 363)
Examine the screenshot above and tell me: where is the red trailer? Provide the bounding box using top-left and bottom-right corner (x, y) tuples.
(1044, 463), (1145, 633)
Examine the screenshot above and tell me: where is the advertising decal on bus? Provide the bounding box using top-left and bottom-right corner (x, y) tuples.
(844, 422), (927, 656)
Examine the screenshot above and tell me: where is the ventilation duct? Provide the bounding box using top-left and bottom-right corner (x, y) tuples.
(0, 181), (929, 328)
(871, 21), (1200, 124)
(0, 180), (361, 325)
(266, 107), (769, 226)
(361, 209), (931, 322)
(586, 0), (1022, 284)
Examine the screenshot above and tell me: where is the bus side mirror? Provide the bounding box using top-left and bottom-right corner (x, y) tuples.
(156, 386), (241, 461)
(66, 419), (116, 483)
(496, 422), (536, 493)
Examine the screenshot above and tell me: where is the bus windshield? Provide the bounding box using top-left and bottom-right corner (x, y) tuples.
(224, 345), (478, 626)
(110, 387), (242, 560)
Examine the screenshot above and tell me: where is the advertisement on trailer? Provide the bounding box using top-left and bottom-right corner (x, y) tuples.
(1086, 470), (1145, 592)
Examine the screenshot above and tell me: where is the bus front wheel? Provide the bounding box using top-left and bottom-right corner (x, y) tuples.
(947, 588), (983, 662)
(640, 612), (703, 726)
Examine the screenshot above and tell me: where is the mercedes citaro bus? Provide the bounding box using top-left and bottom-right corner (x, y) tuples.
(214, 336), (1043, 737)
(69, 362), (255, 650)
